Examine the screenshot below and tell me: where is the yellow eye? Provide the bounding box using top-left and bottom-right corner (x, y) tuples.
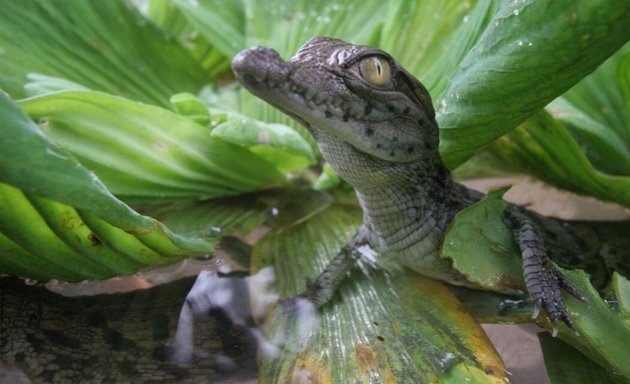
(359, 56), (391, 86)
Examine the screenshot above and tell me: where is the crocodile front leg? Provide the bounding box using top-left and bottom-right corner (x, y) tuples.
(298, 227), (369, 307)
(505, 209), (588, 336)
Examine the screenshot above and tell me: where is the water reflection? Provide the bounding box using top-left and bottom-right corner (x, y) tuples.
(170, 266), (321, 366)
(170, 267), (279, 366)
(0, 265), (321, 382)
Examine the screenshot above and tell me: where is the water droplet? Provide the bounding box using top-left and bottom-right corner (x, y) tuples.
(438, 99), (448, 113)
(517, 40), (524, 46)
(513, 8), (520, 16)
(153, 141), (167, 152)
(463, 15), (469, 23)
(439, 352), (457, 371)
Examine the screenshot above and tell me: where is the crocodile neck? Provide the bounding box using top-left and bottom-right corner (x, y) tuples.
(314, 127), (472, 253)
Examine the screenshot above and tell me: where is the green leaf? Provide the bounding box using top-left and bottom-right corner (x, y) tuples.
(612, 273), (630, 326)
(436, 0), (630, 168)
(24, 73), (91, 98)
(491, 110), (630, 207)
(540, 333), (626, 384)
(141, 0), (230, 77)
(442, 190), (630, 381)
(18, 91), (285, 202)
(0, 91), (216, 281)
(172, 0), (245, 58)
(0, 0), (209, 107)
(170, 92), (211, 125)
(619, 51), (630, 118)
(251, 190), (507, 383)
(436, 13), (630, 206)
(442, 188), (524, 292)
(211, 114), (316, 173)
(546, 97), (630, 177)
(313, 163), (341, 191)
(380, 0), (498, 100)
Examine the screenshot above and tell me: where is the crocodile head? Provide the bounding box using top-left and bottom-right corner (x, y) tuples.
(232, 37), (439, 166)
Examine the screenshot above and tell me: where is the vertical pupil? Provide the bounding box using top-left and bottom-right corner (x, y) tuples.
(374, 58), (381, 76)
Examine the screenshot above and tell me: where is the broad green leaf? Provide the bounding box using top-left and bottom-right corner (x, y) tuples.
(251, 190), (507, 383)
(0, 0), (209, 107)
(491, 110), (630, 206)
(18, 91), (285, 202)
(170, 92), (211, 125)
(143, 194), (271, 241)
(437, 0), (630, 168)
(140, 0), (231, 77)
(619, 51), (630, 118)
(24, 74), (91, 98)
(502, 49), (630, 183)
(442, 191), (630, 380)
(0, 92), (215, 281)
(211, 114), (316, 173)
(539, 333), (626, 384)
(172, 0), (245, 59)
(442, 188), (524, 292)
(546, 98), (630, 177)
(380, 0), (498, 100)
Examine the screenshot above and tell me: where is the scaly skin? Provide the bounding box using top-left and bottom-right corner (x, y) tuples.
(232, 37), (594, 334)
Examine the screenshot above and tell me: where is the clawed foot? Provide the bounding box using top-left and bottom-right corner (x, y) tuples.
(278, 277), (330, 314)
(507, 209), (589, 336)
(526, 262), (588, 336)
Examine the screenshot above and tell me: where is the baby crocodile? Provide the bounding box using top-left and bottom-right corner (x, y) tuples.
(232, 36), (606, 335)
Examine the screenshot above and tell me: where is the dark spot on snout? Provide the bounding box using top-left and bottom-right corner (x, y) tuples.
(365, 127), (374, 136)
(325, 111), (332, 118)
(418, 119), (425, 127)
(387, 105), (395, 112)
(407, 146), (414, 154)
(389, 150), (395, 157)
(364, 105), (373, 115)
(342, 113), (350, 122)
(403, 106), (411, 114)
(376, 143), (382, 149)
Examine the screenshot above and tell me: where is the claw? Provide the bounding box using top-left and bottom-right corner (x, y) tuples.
(551, 319), (559, 337)
(506, 209), (589, 337)
(553, 269), (589, 303)
(532, 298), (542, 319)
